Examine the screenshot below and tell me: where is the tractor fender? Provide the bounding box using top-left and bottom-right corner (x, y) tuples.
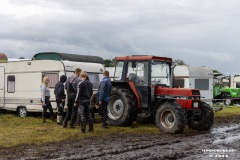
(153, 98), (175, 116)
(111, 81), (140, 107)
(128, 81), (141, 108)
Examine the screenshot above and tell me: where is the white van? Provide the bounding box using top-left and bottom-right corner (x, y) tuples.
(0, 52), (104, 117)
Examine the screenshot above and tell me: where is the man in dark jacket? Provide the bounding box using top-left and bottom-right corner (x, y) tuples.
(98, 71), (112, 128)
(63, 68), (81, 128)
(74, 71), (93, 133)
(54, 75), (67, 125)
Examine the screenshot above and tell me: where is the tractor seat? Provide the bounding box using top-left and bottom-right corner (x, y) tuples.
(128, 73), (140, 85)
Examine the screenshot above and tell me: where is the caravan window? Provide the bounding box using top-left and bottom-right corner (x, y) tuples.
(195, 79), (209, 90)
(7, 75), (15, 93)
(42, 73), (59, 88)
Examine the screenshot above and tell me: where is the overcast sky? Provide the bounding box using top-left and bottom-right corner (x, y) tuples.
(0, 0), (240, 75)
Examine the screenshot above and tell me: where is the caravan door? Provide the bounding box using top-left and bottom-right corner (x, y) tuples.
(0, 66), (4, 107)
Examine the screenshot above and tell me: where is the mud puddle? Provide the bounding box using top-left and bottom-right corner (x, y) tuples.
(0, 121), (240, 160)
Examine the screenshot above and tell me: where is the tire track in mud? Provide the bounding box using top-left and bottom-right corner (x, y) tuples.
(2, 123), (240, 160)
(53, 125), (240, 160)
(212, 124), (240, 145)
(55, 140), (183, 160)
(49, 134), (213, 160)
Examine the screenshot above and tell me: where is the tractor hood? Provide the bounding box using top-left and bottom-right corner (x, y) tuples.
(155, 87), (201, 109)
(156, 87), (201, 98)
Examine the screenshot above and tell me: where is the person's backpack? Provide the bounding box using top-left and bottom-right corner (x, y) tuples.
(67, 77), (78, 97)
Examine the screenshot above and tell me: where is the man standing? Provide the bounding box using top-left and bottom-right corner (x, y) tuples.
(54, 75), (67, 125)
(74, 71), (93, 133)
(98, 71), (112, 128)
(63, 68), (81, 128)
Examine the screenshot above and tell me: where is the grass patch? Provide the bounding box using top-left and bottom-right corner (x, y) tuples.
(214, 106), (240, 118)
(0, 114), (159, 148)
(1, 106), (239, 148)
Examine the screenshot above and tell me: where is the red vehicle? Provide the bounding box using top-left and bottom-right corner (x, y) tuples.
(107, 55), (214, 134)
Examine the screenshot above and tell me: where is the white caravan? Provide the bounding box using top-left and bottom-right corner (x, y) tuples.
(173, 65), (214, 106)
(0, 52), (104, 117)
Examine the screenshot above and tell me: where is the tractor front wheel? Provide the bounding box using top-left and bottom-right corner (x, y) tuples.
(155, 102), (186, 134)
(187, 102), (214, 131)
(224, 98), (233, 106)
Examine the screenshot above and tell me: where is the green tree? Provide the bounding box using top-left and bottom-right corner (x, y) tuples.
(104, 58), (116, 67)
(173, 59), (186, 65)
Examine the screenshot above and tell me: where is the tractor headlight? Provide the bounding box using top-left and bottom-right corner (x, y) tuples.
(193, 102), (199, 108)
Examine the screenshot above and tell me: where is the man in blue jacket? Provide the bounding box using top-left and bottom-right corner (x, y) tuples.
(98, 71), (112, 128)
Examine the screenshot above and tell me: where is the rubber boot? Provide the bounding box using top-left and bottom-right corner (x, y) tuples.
(76, 114), (81, 126)
(51, 116), (56, 122)
(62, 123), (67, 128)
(42, 117), (46, 123)
(57, 115), (63, 125)
(88, 118), (94, 132)
(102, 121), (108, 128)
(81, 120), (86, 133)
(62, 114), (69, 128)
(70, 113), (77, 128)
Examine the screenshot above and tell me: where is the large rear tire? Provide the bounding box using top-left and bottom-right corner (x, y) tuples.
(155, 102), (186, 134)
(107, 87), (137, 126)
(187, 102), (214, 131)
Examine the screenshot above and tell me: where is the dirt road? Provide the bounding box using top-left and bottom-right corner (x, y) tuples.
(1, 118), (240, 160)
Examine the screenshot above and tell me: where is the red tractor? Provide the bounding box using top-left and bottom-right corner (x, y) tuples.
(107, 55), (214, 134)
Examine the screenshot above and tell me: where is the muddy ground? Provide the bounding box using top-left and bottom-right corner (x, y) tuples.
(0, 117), (240, 160)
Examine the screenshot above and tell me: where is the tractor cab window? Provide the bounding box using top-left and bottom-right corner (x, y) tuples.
(127, 61), (149, 86)
(114, 61), (124, 80)
(151, 62), (171, 86)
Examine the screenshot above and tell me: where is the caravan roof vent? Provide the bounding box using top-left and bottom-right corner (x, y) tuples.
(0, 53), (7, 63)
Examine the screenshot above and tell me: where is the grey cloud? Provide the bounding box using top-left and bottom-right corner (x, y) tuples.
(1, 0), (240, 74)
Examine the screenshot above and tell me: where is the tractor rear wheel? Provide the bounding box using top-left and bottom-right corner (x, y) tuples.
(155, 102), (186, 134)
(187, 102), (214, 131)
(107, 87), (137, 126)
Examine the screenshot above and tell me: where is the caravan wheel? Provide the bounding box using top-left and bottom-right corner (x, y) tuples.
(18, 107), (27, 117)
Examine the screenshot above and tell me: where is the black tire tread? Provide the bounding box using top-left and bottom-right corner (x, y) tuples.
(155, 101), (186, 134)
(108, 86), (137, 126)
(187, 102), (214, 131)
